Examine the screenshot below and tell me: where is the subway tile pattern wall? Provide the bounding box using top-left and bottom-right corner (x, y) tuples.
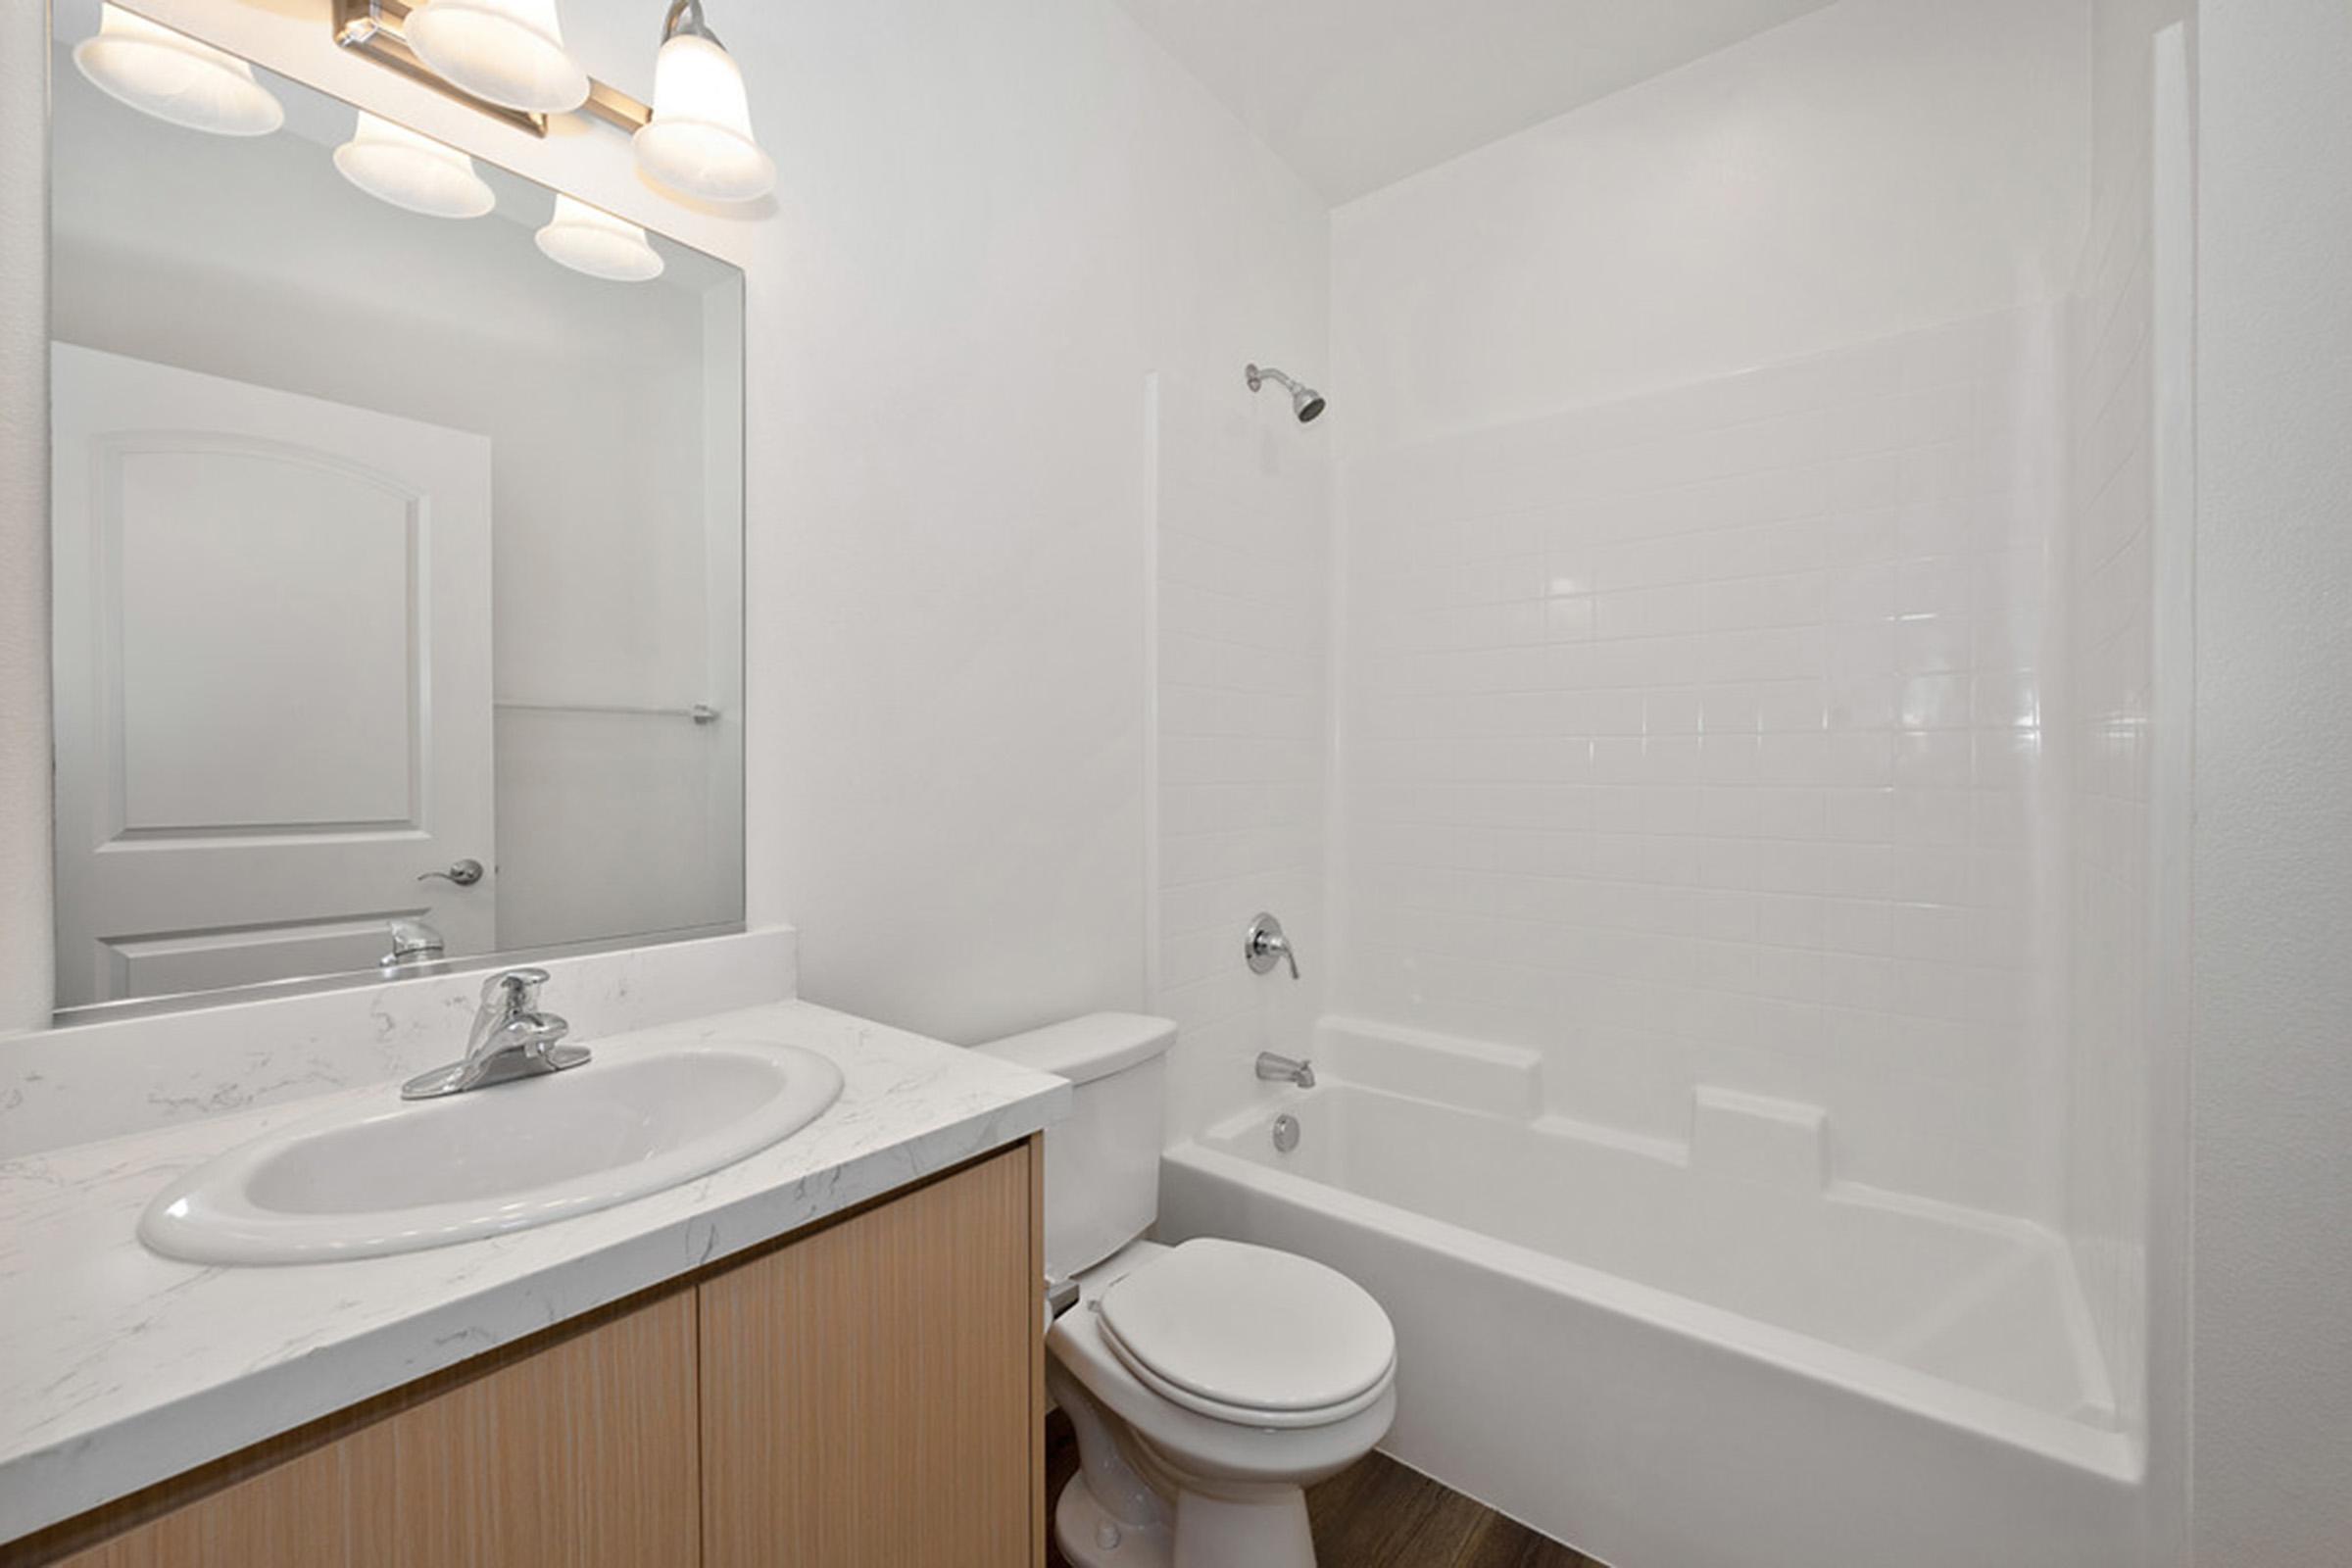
(1333, 307), (2069, 1217)
(1151, 373), (1331, 1142)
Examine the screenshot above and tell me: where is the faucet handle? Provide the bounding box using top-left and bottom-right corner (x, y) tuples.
(1245, 913), (1300, 979)
(480, 966), (552, 1011)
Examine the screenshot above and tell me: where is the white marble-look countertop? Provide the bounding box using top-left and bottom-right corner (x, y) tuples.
(0, 1001), (1069, 1544)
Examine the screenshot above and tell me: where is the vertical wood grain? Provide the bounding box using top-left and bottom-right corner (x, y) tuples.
(36, 1438), (352, 1568)
(33, 1289), (698, 1568)
(1029, 1133), (1048, 1568)
(699, 1145), (1036, 1568)
(370, 1285), (699, 1568)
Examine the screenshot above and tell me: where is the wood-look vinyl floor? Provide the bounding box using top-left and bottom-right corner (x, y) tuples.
(1044, 1412), (1598, 1568)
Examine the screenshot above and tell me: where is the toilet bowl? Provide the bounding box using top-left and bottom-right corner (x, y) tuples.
(977, 1013), (1396, 1568)
(1047, 1239), (1396, 1568)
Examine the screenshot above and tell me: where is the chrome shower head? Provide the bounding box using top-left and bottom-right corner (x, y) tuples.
(1247, 363), (1326, 423)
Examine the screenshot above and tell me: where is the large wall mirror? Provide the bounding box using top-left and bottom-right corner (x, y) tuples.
(47, 1), (747, 1016)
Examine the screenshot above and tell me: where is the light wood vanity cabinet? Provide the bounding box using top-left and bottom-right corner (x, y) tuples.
(16, 1140), (1044, 1568)
(701, 1134), (1039, 1568)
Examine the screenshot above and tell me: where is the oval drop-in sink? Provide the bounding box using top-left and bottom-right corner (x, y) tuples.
(139, 1041), (845, 1265)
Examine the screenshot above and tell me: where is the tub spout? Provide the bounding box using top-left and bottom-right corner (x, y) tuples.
(1256, 1052), (1315, 1089)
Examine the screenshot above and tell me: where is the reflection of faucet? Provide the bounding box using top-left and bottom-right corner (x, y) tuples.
(1255, 1052), (1316, 1089)
(401, 968), (586, 1101)
(380, 918), (445, 971)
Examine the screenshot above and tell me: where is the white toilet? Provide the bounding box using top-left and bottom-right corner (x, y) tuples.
(981, 1013), (1396, 1568)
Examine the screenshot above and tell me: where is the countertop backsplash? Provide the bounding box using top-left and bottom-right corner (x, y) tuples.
(0, 927), (798, 1158)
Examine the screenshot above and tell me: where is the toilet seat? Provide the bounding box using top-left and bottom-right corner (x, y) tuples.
(1050, 1264), (1399, 1483)
(1095, 1238), (1396, 1430)
(1101, 1323), (1396, 1429)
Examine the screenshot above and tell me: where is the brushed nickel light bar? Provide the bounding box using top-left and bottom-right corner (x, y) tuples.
(331, 0), (651, 139)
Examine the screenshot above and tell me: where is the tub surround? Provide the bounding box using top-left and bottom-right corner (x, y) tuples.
(0, 998), (1070, 1544)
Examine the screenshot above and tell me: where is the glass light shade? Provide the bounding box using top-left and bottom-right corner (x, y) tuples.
(333, 112), (497, 220)
(633, 33), (775, 204)
(404, 0), (588, 114)
(72, 5), (284, 137)
(535, 195), (665, 282)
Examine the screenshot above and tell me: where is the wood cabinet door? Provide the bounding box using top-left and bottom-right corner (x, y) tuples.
(699, 1144), (1041, 1568)
(31, 1289), (699, 1568)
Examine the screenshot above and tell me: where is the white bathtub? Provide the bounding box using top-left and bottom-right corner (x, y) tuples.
(1156, 1018), (2154, 1568)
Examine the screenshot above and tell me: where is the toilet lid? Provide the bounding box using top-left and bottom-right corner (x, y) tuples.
(1096, 1239), (1395, 1416)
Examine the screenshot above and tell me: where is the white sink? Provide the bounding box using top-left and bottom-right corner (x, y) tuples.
(139, 1041), (845, 1265)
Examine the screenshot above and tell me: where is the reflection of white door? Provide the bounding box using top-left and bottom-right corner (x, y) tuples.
(50, 345), (496, 1007)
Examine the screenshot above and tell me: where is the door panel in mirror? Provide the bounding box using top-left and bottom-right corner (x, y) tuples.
(51, 345), (498, 1009)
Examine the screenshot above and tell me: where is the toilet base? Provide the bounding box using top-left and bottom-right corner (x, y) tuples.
(1055, 1470), (1318, 1568)
(1172, 1483), (1317, 1568)
(1056, 1471), (1172, 1568)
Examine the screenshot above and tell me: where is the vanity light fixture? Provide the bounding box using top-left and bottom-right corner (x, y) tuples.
(633, 1), (775, 204)
(333, 1), (776, 211)
(536, 194), (666, 281)
(74, 4), (286, 137)
(401, 0), (589, 114)
(334, 111), (498, 219)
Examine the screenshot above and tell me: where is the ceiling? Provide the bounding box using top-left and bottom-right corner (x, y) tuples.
(1109, 0), (1843, 204)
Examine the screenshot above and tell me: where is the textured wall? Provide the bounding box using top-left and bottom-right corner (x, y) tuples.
(2191, 0), (2352, 1560)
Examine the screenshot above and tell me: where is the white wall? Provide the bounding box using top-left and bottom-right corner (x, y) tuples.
(0, 0), (1328, 1042)
(1149, 370), (1330, 1141)
(2190, 1), (2352, 1560)
(744, 1), (1327, 1042)
(1330, 0), (2089, 453)
(1320, 0), (2092, 1220)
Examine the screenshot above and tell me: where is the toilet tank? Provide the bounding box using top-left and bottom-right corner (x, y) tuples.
(978, 1013), (1174, 1285)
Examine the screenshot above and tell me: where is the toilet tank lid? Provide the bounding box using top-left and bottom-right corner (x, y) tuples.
(976, 1012), (1175, 1084)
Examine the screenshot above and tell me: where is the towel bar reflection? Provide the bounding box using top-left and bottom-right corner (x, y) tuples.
(496, 701), (721, 724)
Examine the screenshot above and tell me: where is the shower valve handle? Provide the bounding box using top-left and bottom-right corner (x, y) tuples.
(1246, 913), (1299, 979)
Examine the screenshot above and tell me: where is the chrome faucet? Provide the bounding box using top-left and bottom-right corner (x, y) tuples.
(379, 918), (446, 971)
(1255, 1052), (1315, 1089)
(1245, 912), (1299, 979)
(401, 968), (586, 1101)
